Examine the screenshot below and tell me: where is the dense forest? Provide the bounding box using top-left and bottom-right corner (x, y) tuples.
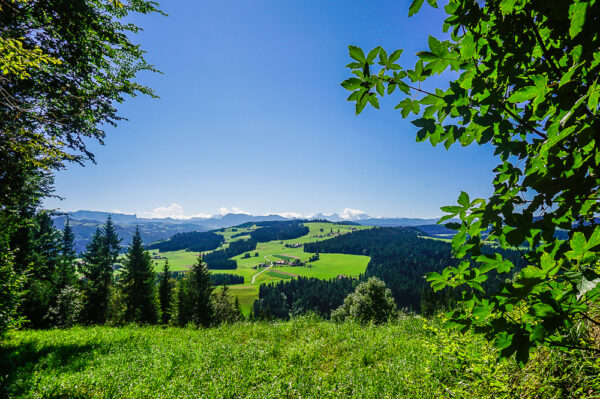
(253, 277), (358, 319)
(249, 221), (309, 243)
(230, 231), (250, 239)
(147, 220), (307, 254)
(305, 227), (527, 313)
(148, 231), (224, 252)
(303, 227), (453, 311)
(209, 273), (245, 286)
(203, 239), (257, 270)
(414, 224), (457, 238)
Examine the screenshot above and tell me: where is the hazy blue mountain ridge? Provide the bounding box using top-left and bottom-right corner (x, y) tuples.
(52, 210), (453, 253)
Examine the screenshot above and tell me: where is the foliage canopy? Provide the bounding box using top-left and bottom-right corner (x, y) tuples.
(0, 0), (161, 335)
(0, 0), (162, 166)
(342, 0), (600, 364)
(331, 277), (398, 324)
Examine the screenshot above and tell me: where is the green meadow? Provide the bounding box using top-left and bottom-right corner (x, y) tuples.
(276, 253), (370, 279)
(420, 236), (452, 243)
(150, 249), (199, 271)
(2, 317), (575, 399)
(214, 226), (253, 241)
(266, 270), (295, 279)
(227, 285), (258, 316)
(149, 222), (373, 312)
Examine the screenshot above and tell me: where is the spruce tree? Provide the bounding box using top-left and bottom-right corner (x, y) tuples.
(212, 285), (242, 324)
(188, 255), (213, 327)
(234, 296), (241, 317)
(79, 216), (121, 324)
(30, 212), (62, 281)
(159, 259), (173, 324)
(120, 227), (157, 324)
(47, 217), (82, 327)
(80, 228), (112, 324)
(103, 215), (122, 267)
(57, 217), (77, 289)
(176, 278), (193, 326)
(20, 212), (62, 328)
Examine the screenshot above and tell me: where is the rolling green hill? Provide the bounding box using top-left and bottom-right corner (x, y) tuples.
(149, 222), (372, 314)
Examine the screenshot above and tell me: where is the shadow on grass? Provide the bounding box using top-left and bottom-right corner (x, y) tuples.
(0, 338), (98, 398)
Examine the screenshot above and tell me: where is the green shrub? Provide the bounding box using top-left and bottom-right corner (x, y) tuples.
(331, 277), (397, 324)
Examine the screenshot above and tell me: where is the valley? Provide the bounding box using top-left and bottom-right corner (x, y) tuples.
(149, 221), (372, 314)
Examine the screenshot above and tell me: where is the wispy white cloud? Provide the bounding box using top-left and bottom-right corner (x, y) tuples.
(139, 203), (187, 219)
(339, 208), (368, 220)
(275, 212), (303, 218)
(217, 207), (251, 216)
(190, 212), (213, 219)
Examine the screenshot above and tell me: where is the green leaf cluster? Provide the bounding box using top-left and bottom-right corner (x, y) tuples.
(0, 0), (163, 167)
(342, 0), (600, 364)
(0, 37), (61, 79)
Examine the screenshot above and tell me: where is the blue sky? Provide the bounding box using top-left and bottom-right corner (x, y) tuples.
(45, 0), (498, 219)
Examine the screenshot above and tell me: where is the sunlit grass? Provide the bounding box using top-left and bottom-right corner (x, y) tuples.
(1, 317), (591, 398)
(0, 317), (493, 398)
(227, 285), (258, 316)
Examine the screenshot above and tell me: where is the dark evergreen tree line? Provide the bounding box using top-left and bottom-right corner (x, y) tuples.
(204, 258), (238, 270)
(249, 221), (309, 243)
(253, 277), (358, 320)
(203, 239), (257, 270)
(4, 214), (124, 328)
(120, 228), (157, 324)
(148, 231), (224, 252)
(210, 273), (244, 286)
(305, 227), (527, 313)
(80, 216), (122, 324)
(18, 212), (70, 329)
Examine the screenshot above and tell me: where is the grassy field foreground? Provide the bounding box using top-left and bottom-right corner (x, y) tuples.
(1, 317), (596, 398)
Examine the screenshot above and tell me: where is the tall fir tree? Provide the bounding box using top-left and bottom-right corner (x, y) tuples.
(103, 215), (122, 266)
(176, 278), (193, 326)
(20, 212), (62, 328)
(45, 216), (82, 328)
(79, 216), (122, 324)
(188, 255), (214, 327)
(159, 259), (173, 324)
(120, 227), (157, 324)
(56, 217), (77, 290)
(30, 213), (62, 281)
(212, 285), (242, 324)
(80, 228), (112, 324)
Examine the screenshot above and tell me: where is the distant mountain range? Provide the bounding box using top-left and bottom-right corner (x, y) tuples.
(52, 210), (451, 253)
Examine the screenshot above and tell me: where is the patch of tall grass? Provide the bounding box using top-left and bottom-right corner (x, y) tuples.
(1, 316), (597, 398)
